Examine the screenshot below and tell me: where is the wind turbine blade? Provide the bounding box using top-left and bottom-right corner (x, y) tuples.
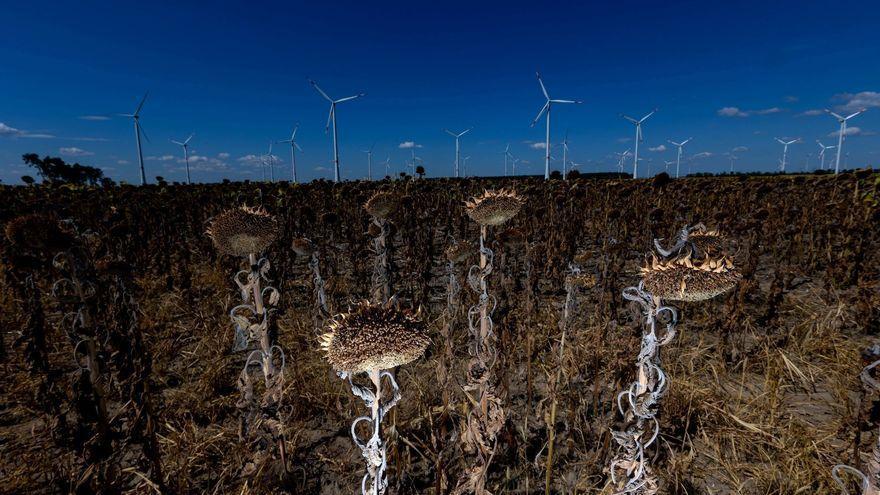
(134, 92), (149, 116)
(845, 109), (865, 120)
(682, 138), (692, 145)
(444, 129), (456, 137)
(184, 133), (194, 144)
(550, 99), (581, 104)
(171, 140), (183, 146)
(531, 101), (549, 127)
(325, 105), (334, 132)
(622, 115), (639, 124)
(336, 93), (364, 103)
(460, 128), (471, 136)
(775, 137), (784, 144)
(291, 125), (299, 139)
(294, 143), (303, 152)
(536, 72), (549, 99)
(825, 109), (845, 120)
(139, 123), (151, 143)
(640, 109), (656, 122)
(505, 144), (510, 152)
(637, 126), (643, 142)
(309, 79), (334, 102)
(117, 113), (135, 118)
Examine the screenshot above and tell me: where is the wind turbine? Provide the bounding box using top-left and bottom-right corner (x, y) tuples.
(816, 140), (835, 170)
(170, 133), (195, 184)
(500, 144), (513, 176)
(511, 156), (521, 176)
(119, 92), (150, 185)
(262, 141), (277, 182)
(383, 156), (391, 178)
(824, 108), (866, 173)
(561, 131), (570, 180)
(774, 137), (799, 172)
(531, 72), (582, 180)
(309, 79), (365, 182)
(444, 128), (471, 178)
(361, 143), (375, 180)
(621, 109), (657, 179)
(725, 152), (739, 173)
(615, 150), (631, 174)
(667, 137), (692, 179)
(663, 160), (674, 173)
(461, 156), (471, 177)
(277, 125), (302, 183)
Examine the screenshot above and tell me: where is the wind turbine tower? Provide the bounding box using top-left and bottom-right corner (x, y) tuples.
(816, 140), (835, 171)
(361, 143), (375, 180)
(667, 137), (691, 179)
(120, 93), (150, 185)
(824, 108), (866, 174)
(309, 79), (365, 182)
(774, 137), (798, 172)
(621, 109), (657, 179)
(444, 128), (471, 178)
(531, 72), (582, 180)
(278, 125), (302, 183)
(170, 133), (194, 184)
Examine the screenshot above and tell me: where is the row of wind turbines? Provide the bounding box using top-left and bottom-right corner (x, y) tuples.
(118, 75), (868, 185)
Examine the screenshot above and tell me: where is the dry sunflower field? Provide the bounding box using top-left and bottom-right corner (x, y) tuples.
(1, 171), (879, 495)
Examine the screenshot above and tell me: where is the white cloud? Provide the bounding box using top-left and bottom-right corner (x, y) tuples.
(717, 106), (781, 117)
(147, 155), (176, 162)
(529, 142), (547, 150)
(117, 160), (129, 165)
(218, 152), (230, 159)
(732, 146), (749, 153)
(692, 152), (713, 159)
(784, 96), (799, 103)
(835, 91), (880, 112)
(59, 147), (94, 157)
(398, 141), (422, 149)
(828, 126), (867, 137)
(0, 122), (54, 139)
(0, 123), (23, 137)
(79, 115), (110, 121)
(718, 107), (748, 117)
(616, 137), (632, 143)
(798, 109), (824, 116)
(648, 144), (666, 152)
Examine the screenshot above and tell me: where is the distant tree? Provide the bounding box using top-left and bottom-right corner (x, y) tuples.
(415, 165), (425, 178)
(100, 177), (115, 188)
(399, 172), (408, 179)
(550, 170), (562, 180)
(21, 153), (103, 185)
(21, 175), (35, 185)
(567, 169), (581, 180)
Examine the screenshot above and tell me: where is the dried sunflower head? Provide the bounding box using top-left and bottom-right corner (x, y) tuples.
(445, 240), (475, 264)
(320, 300), (430, 373)
(464, 189), (525, 226)
(642, 253), (740, 302)
(207, 206), (278, 257)
(292, 237), (316, 257)
(687, 227), (725, 257)
(364, 191), (398, 219)
(4, 213), (73, 255)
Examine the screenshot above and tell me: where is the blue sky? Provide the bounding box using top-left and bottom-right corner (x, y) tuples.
(1, 0), (879, 183)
